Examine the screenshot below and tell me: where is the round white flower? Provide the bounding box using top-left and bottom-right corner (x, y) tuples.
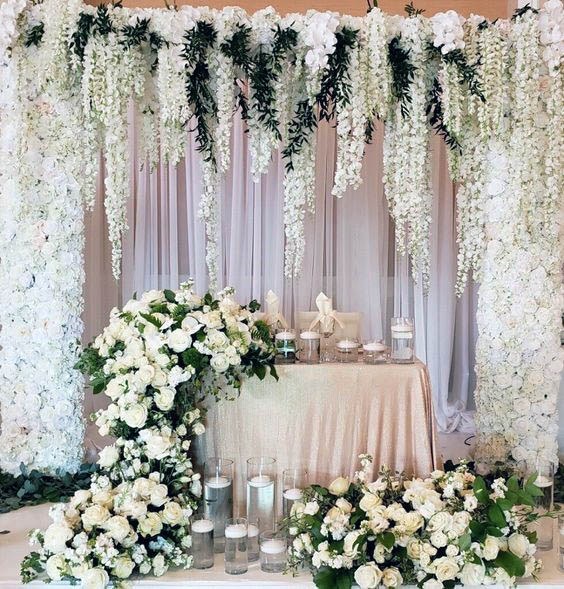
(45, 554), (66, 581)
(508, 533), (529, 558)
(460, 562), (486, 585)
(112, 556), (135, 579)
(423, 580), (443, 589)
(80, 568), (109, 589)
(138, 512), (163, 537)
(360, 492), (381, 512)
(82, 505), (110, 530)
(382, 566), (403, 587)
(104, 515), (131, 543)
(167, 329), (192, 353)
(210, 353), (230, 372)
(482, 535), (500, 560)
(193, 422), (206, 436)
(354, 563), (383, 589)
(427, 511), (452, 532)
(70, 490), (92, 508)
(150, 484), (169, 507)
(153, 553), (167, 576)
(154, 387), (176, 411)
(328, 476), (350, 496)
(97, 445), (119, 468)
(434, 556), (459, 581)
(343, 530), (363, 557)
(161, 501), (184, 525)
(122, 404), (148, 429)
(43, 523), (73, 553)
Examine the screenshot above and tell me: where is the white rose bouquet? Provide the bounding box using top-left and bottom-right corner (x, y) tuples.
(21, 283), (276, 587)
(286, 457), (545, 589)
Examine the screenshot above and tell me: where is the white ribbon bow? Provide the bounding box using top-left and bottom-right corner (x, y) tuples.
(309, 292), (343, 333)
(265, 290), (288, 329)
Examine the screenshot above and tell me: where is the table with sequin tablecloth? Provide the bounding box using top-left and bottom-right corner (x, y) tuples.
(198, 361), (440, 513)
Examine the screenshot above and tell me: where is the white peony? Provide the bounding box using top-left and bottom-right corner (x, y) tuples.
(80, 568), (110, 589)
(354, 563), (383, 589)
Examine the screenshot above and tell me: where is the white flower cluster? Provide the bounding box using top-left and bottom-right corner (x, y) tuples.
(383, 16), (433, 289)
(0, 29), (93, 475)
(431, 10), (466, 54)
(539, 0), (564, 71)
(301, 10), (339, 73)
(288, 458), (542, 589)
(365, 7), (392, 120)
(22, 283), (275, 586)
(0, 0), (26, 63)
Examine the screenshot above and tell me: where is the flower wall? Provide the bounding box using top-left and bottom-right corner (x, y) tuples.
(0, 0), (562, 475)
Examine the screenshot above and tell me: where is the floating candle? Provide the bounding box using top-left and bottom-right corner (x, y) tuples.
(206, 476), (231, 489)
(336, 339), (360, 350)
(283, 488), (303, 501)
(191, 519), (214, 533)
(363, 342), (386, 352)
(225, 524), (247, 539)
(300, 330), (320, 340)
(260, 539), (287, 555)
(275, 331), (296, 340)
(248, 475), (272, 488)
(391, 324), (413, 332)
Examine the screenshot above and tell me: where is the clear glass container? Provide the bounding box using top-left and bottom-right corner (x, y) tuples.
(204, 457), (233, 553)
(299, 331), (320, 364)
(558, 513), (564, 572)
(224, 517), (248, 575)
(319, 316), (335, 363)
(246, 457), (276, 533)
(532, 461), (554, 551)
(282, 468), (308, 519)
(191, 514), (214, 569)
(335, 339), (360, 363)
(275, 329), (296, 364)
(247, 519), (260, 562)
(260, 530), (288, 573)
(390, 317), (414, 363)
(363, 340), (388, 364)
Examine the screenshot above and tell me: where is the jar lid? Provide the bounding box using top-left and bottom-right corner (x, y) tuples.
(336, 340), (360, 350)
(275, 331), (296, 340)
(300, 330), (320, 339)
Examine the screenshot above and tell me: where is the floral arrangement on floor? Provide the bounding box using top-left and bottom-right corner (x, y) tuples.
(21, 283), (276, 588)
(287, 456), (545, 589)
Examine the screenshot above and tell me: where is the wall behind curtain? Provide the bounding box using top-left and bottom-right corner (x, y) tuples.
(83, 111), (478, 436)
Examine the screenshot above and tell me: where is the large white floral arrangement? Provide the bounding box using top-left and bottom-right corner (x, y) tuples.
(20, 283), (276, 587)
(287, 456), (544, 589)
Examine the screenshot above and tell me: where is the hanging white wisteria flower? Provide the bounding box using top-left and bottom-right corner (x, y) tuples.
(539, 0), (564, 71)
(383, 15), (433, 289)
(0, 0), (26, 63)
(431, 10), (465, 54)
(364, 7), (392, 120)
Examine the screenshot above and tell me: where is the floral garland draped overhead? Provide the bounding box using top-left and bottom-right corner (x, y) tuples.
(0, 0), (562, 475)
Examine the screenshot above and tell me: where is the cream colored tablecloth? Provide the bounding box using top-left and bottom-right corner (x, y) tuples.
(198, 361), (440, 514)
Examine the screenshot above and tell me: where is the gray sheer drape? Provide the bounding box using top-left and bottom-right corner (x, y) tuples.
(83, 111), (477, 435)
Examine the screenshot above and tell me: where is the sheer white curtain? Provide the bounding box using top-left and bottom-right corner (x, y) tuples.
(84, 110), (477, 434)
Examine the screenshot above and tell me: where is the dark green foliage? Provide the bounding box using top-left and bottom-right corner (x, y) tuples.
(70, 12), (95, 62)
(404, 1), (425, 17)
(24, 23), (44, 48)
(388, 36), (416, 119)
(512, 4), (539, 21)
(0, 464), (97, 514)
(427, 77), (461, 151)
(282, 99), (316, 171)
(183, 21), (218, 165)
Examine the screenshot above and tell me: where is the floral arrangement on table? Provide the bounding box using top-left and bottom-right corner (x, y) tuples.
(287, 456), (545, 589)
(20, 282), (276, 588)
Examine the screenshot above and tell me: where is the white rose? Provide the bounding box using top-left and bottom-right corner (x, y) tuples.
(482, 535), (500, 560)
(336, 498), (353, 513)
(134, 478), (157, 499)
(103, 516), (131, 543)
(360, 492), (381, 512)
(81, 505), (110, 530)
(150, 484), (169, 507)
(210, 354), (230, 372)
(70, 490), (92, 508)
(97, 445), (120, 468)
(105, 378), (124, 400)
(154, 387), (175, 411)
(328, 476), (350, 496)
(460, 563), (486, 585)
(193, 422), (206, 436)
(303, 501), (319, 516)
(43, 523), (73, 553)
(143, 432), (172, 459)
(167, 329), (192, 353)
(406, 539), (422, 559)
(427, 511), (452, 532)
(430, 531), (448, 548)
(152, 553), (167, 576)
(434, 557), (459, 582)
(112, 556), (135, 579)
(382, 566), (403, 587)
(92, 490), (113, 509)
(122, 403), (148, 429)
(161, 501), (184, 525)
(354, 563), (383, 589)
(137, 364), (156, 384)
(400, 512), (424, 534)
(181, 315), (201, 334)
(45, 554), (66, 581)
(138, 512), (163, 537)
(80, 568), (109, 589)
(343, 530), (363, 557)
(508, 533), (529, 558)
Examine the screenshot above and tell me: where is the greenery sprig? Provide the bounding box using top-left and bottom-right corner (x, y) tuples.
(405, 1), (425, 17)
(388, 36), (417, 119)
(182, 21), (218, 166)
(0, 464), (97, 515)
(512, 4), (539, 21)
(24, 22), (44, 48)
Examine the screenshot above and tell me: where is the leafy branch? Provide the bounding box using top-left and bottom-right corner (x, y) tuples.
(512, 3), (539, 20)
(405, 1), (425, 17)
(24, 22), (44, 48)
(388, 36), (416, 118)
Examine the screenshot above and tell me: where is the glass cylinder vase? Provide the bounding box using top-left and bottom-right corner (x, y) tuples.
(299, 331), (320, 364)
(390, 317), (414, 363)
(204, 457), (234, 553)
(246, 457), (276, 533)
